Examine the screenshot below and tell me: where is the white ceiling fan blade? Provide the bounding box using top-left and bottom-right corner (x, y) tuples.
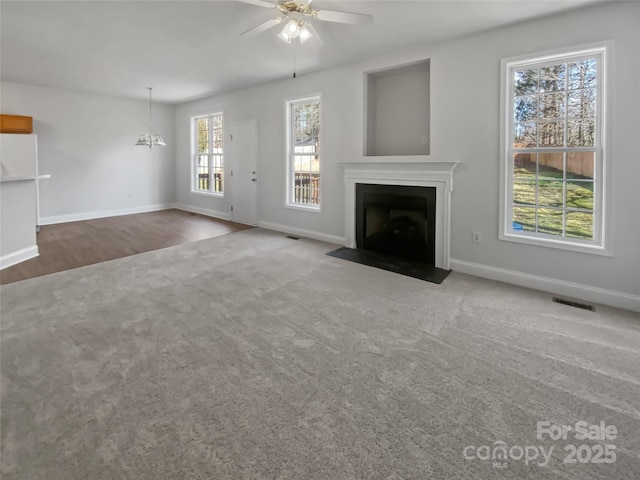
(314, 9), (373, 25)
(236, 0), (277, 9)
(305, 22), (323, 46)
(240, 17), (282, 36)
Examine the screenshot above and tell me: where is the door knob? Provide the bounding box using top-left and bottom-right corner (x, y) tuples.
(252, 178), (256, 182)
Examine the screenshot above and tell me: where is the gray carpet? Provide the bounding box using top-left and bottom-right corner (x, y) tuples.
(1, 228), (639, 479)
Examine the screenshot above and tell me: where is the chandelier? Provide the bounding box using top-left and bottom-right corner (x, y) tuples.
(136, 87), (166, 148)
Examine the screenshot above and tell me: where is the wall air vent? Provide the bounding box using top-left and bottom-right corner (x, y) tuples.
(552, 297), (595, 312)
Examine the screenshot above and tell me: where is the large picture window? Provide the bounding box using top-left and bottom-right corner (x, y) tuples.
(286, 96), (321, 209)
(192, 113), (224, 195)
(501, 45), (607, 252)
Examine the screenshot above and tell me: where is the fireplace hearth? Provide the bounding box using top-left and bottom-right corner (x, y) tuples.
(326, 246), (450, 284)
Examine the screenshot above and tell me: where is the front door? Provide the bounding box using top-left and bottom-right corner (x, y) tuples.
(230, 120), (258, 226)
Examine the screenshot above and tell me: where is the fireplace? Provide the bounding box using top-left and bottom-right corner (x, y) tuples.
(356, 184), (436, 264)
(341, 161), (460, 270)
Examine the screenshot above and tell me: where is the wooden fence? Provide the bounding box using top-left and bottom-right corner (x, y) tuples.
(514, 152), (594, 178)
(198, 173), (223, 192)
(294, 173), (319, 205)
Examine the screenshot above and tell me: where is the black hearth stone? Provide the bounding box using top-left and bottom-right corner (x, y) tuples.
(326, 247), (450, 284)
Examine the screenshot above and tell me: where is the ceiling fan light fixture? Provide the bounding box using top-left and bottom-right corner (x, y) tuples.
(298, 24), (313, 43)
(286, 19), (300, 37)
(239, 0), (373, 43)
(278, 28), (292, 43)
(278, 18), (314, 44)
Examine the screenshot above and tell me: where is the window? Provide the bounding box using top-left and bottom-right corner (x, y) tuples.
(501, 45), (607, 252)
(286, 96), (321, 209)
(192, 113), (224, 195)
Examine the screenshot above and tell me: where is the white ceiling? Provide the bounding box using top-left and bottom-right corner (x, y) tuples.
(1, 0), (601, 104)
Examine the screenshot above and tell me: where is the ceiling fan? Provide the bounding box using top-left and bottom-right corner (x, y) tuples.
(238, 0), (373, 44)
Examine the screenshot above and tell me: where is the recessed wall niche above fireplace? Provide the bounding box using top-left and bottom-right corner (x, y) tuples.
(365, 59), (430, 157)
(356, 184), (436, 264)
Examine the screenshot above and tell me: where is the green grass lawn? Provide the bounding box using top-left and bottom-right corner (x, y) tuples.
(513, 163), (593, 239)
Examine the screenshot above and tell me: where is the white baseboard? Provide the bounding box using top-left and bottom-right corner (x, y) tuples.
(450, 258), (640, 313)
(1, 245), (39, 270)
(174, 204), (231, 221)
(40, 204), (174, 226)
(257, 221), (346, 245)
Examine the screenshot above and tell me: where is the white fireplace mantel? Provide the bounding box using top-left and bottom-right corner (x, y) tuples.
(340, 160), (460, 270)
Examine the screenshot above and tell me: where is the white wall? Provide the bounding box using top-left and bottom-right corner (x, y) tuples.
(175, 1), (639, 306)
(175, 67), (359, 243)
(435, 2), (640, 304)
(0, 82), (176, 223)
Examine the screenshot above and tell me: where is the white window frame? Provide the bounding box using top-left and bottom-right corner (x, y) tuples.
(499, 43), (611, 255)
(285, 94), (322, 212)
(191, 112), (224, 197)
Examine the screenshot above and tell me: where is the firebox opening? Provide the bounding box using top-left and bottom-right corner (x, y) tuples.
(356, 184), (436, 265)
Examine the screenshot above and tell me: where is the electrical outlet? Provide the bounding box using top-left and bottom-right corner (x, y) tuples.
(472, 231), (481, 243)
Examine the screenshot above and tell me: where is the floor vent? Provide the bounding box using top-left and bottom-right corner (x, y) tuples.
(552, 297), (595, 312)
(286, 235), (300, 240)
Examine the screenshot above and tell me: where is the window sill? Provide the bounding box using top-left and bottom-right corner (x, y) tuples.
(499, 231), (610, 256)
(285, 203), (321, 214)
(191, 190), (224, 198)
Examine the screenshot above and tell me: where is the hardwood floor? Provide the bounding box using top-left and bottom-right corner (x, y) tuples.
(0, 209), (253, 285)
